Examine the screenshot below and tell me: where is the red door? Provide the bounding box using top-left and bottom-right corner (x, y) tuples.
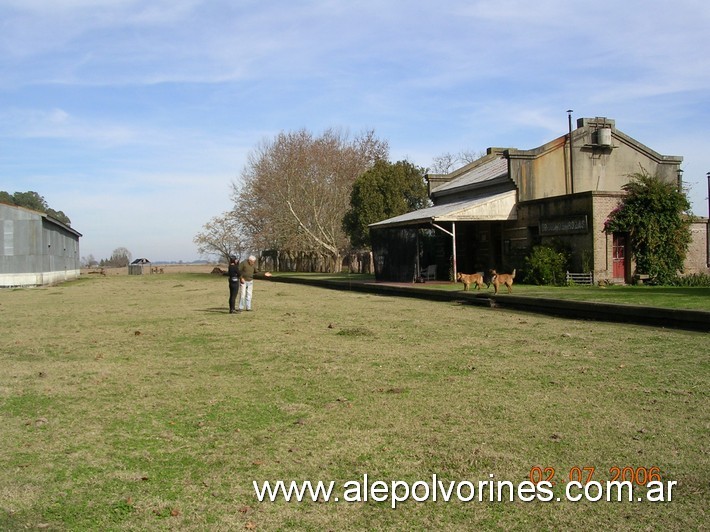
(612, 233), (627, 280)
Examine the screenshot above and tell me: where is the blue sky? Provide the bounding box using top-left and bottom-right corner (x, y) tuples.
(1, 0), (709, 262)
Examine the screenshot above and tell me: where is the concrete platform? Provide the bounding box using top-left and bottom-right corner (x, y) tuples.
(266, 276), (710, 332)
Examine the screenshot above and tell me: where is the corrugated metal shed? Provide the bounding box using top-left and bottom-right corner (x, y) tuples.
(129, 258), (152, 275)
(0, 203), (82, 287)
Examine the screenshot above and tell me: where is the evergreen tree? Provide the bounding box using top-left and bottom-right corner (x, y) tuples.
(0, 190), (71, 225)
(343, 160), (429, 249)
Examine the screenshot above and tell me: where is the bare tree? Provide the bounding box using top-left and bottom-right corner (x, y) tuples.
(193, 211), (246, 262)
(430, 149), (486, 174)
(81, 254), (97, 268)
(101, 247), (132, 268)
(232, 128), (388, 271)
(430, 152), (459, 174)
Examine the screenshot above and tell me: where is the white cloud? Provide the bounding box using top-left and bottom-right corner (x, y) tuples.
(0, 107), (140, 145)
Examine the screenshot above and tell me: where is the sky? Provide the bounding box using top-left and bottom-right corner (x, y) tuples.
(1, 0), (709, 262)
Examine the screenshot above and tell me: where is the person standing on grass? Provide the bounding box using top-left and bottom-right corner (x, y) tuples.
(225, 256), (240, 314)
(237, 255), (271, 312)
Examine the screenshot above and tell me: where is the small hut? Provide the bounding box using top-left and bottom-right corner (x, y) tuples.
(128, 257), (151, 275)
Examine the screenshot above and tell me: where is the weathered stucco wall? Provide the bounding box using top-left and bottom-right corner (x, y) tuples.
(572, 119), (681, 194)
(510, 118), (682, 205)
(509, 138), (568, 201)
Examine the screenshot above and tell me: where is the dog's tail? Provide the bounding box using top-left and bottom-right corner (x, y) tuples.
(511, 269), (516, 279)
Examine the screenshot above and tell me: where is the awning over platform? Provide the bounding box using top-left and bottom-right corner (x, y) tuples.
(369, 189), (518, 229)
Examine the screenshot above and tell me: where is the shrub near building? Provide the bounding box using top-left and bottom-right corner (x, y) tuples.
(523, 244), (571, 285)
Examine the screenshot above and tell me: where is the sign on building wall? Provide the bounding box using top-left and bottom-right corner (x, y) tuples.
(539, 215), (588, 236)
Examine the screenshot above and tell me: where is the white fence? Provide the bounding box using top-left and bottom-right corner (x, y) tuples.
(566, 271), (594, 285)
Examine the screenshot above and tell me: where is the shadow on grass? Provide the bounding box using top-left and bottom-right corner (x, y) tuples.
(200, 307), (231, 314)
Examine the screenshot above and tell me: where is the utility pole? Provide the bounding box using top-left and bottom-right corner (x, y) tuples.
(567, 110), (574, 194)
(707, 172), (710, 266)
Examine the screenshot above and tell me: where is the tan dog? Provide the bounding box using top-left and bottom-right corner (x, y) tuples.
(490, 269), (516, 294)
(457, 272), (486, 291)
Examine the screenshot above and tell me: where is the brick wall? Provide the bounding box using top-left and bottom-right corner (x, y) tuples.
(685, 220), (710, 274)
(591, 193), (624, 281)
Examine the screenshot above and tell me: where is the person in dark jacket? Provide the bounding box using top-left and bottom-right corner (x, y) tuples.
(225, 256), (240, 314)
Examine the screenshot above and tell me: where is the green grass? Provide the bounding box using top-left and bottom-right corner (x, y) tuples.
(512, 284), (710, 310)
(1, 273), (708, 530)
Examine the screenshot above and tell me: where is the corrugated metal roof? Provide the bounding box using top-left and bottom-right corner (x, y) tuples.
(369, 190), (517, 228)
(0, 203), (82, 237)
(432, 156), (509, 195)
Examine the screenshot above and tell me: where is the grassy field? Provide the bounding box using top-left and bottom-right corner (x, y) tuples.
(1, 272), (708, 530)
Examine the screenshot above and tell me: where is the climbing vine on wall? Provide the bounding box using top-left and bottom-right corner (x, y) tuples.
(604, 169), (693, 284)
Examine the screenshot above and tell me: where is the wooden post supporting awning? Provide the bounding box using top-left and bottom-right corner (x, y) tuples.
(431, 222), (456, 282)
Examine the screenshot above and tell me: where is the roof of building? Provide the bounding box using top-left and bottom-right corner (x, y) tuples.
(369, 189), (518, 229)
(0, 202), (82, 238)
(431, 156), (509, 196)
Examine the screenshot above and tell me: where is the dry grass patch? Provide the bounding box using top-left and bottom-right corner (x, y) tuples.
(0, 273), (707, 530)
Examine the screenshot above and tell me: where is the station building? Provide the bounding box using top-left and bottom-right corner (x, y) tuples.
(370, 117), (709, 283)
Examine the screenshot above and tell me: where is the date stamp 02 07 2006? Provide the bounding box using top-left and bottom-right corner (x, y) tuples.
(528, 466), (677, 502)
(530, 466), (664, 486)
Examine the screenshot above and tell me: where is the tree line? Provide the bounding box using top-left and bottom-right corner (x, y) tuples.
(82, 247), (133, 269)
(0, 190), (71, 225)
